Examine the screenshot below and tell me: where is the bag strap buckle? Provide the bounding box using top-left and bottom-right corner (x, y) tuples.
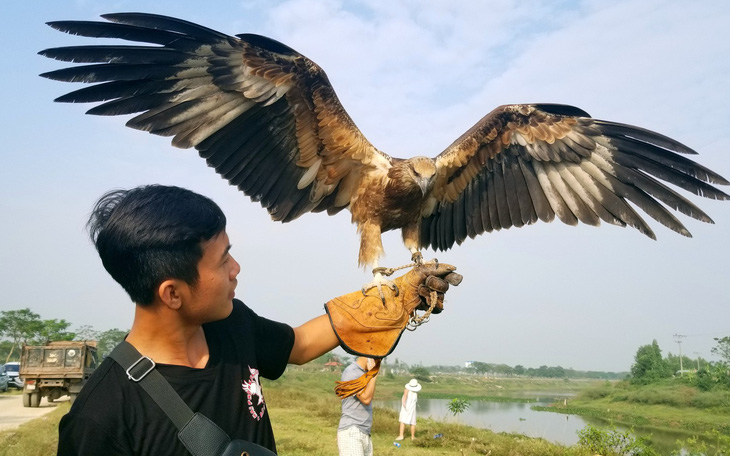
(126, 355), (156, 382)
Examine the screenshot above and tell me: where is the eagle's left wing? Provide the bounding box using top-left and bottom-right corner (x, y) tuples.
(423, 104), (728, 251)
(40, 13), (391, 224)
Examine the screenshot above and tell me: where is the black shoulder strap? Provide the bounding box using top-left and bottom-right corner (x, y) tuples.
(108, 341), (232, 455)
(109, 341), (194, 429)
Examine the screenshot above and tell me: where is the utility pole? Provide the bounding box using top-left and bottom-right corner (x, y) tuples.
(674, 334), (686, 375)
(694, 352), (701, 371)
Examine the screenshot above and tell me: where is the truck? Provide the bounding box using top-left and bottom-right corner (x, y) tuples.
(20, 341), (98, 407)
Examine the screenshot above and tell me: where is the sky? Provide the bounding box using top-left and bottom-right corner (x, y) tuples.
(2, 0), (729, 373)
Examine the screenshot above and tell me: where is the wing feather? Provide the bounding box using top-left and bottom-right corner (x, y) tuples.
(40, 13), (392, 225)
(476, 175), (492, 234)
(40, 17), (729, 258)
(517, 157), (553, 223)
(421, 104), (728, 251)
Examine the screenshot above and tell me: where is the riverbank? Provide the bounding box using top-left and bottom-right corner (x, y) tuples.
(537, 380), (730, 436)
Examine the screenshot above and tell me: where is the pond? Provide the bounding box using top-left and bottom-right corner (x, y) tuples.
(374, 395), (703, 454)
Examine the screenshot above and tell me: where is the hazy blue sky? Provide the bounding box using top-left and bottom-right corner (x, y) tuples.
(3, 0), (729, 372)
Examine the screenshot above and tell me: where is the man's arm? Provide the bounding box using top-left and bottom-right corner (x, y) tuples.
(355, 374), (378, 406)
(289, 314), (339, 365)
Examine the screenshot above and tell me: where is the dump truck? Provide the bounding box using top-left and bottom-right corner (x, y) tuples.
(20, 341), (98, 407)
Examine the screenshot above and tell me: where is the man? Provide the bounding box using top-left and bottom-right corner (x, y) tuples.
(337, 357), (378, 456)
(58, 184), (457, 455)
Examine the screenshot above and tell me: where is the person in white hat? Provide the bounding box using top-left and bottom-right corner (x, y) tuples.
(395, 379), (421, 441)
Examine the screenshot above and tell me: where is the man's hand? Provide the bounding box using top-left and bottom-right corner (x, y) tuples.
(325, 262), (462, 358)
(396, 262), (463, 316)
(366, 357), (376, 371)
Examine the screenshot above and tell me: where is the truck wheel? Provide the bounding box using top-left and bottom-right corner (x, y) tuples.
(23, 393), (31, 407)
(30, 392), (41, 407)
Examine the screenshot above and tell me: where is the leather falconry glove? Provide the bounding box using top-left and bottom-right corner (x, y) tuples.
(325, 262), (462, 397)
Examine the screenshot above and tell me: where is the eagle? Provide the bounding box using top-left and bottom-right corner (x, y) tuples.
(40, 13), (729, 291)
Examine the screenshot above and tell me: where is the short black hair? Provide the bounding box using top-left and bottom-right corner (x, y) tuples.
(87, 185), (227, 305)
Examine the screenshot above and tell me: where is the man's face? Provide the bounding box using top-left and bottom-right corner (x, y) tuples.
(183, 231), (240, 324)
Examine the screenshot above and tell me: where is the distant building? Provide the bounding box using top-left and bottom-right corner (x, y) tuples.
(324, 361), (343, 371)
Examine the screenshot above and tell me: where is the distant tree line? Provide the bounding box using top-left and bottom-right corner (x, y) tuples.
(630, 338), (730, 391)
(0, 308), (127, 362)
(459, 361), (626, 380)
(397, 360), (626, 380)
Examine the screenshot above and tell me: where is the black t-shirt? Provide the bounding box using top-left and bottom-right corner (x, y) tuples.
(57, 300), (295, 455)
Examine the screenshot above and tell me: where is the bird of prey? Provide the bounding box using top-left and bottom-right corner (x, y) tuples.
(40, 13), (728, 291)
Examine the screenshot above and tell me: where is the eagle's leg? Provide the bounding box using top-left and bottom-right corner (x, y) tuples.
(403, 225), (436, 268)
(409, 248), (437, 269)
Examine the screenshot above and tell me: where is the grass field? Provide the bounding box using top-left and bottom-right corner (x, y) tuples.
(0, 369), (597, 456)
(2, 368), (726, 455)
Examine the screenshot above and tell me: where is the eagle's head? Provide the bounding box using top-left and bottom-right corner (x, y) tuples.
(406, 156), (437, 196)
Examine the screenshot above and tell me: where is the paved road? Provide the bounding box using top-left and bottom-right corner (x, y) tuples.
(0, 393), (65, 431)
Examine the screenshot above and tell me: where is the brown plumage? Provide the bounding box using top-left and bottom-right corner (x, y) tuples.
(40, 13), (729, 272)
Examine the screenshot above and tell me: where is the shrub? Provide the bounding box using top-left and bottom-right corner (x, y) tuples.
(578, 424), (658, 456)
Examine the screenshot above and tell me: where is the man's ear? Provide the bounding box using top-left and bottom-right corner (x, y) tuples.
(158, 279), (184, 310)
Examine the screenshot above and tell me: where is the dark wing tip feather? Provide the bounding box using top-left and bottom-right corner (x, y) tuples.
(533, 103), (591, 118)
(595, 119), (698, 155)
(597, 121), (730, 189)
(100, 12), (228, 42)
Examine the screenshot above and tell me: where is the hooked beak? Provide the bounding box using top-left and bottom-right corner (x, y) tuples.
(417, 177), (431, 196)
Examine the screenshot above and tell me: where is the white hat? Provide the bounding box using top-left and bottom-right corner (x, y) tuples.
(405, 379), (421, 392)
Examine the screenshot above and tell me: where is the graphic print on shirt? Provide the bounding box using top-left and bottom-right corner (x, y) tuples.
(242, 366), (266, 420)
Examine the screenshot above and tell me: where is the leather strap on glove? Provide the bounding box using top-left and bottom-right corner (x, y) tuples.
(334, 358), (380, 398)
(326, 262), (461, 357)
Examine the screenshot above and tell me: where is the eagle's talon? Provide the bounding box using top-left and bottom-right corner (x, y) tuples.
(362, 272), (398, 303)
(411, 251), (424, 265)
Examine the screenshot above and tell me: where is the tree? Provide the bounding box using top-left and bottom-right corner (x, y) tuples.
(34, 319), (75, 344)
(665, 352), (696, 374)
(631, 340), (669, 384)
(711, 336), (730, 363)
(409, 365), (431, 382)
(75, 325), (100, 341)
(0, 340), (17, 363)
(447, 398), (470, 417)
(470, 361), (491, 375)
(97, 328), (128, 357)
(0, 308), (43, 362)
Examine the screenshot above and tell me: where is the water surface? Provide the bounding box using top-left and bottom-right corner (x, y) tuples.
(374, 395), (703, 454)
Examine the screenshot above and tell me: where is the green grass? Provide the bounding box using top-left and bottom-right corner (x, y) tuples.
(0, 370), (596, 456)
(266, 378), (592, 456)
(538, 380), (730, 435)
(6, 369), (726, 456)
(0, 402), (69, 456)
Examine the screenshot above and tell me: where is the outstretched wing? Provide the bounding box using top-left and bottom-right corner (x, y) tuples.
(423, 104), (729, 251)
(40, 13), (391, 222)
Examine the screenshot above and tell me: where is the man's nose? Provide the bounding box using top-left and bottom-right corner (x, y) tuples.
(231, 256), (241, 278)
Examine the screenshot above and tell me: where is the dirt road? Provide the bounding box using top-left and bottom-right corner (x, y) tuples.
(0, 393), (64, 431)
